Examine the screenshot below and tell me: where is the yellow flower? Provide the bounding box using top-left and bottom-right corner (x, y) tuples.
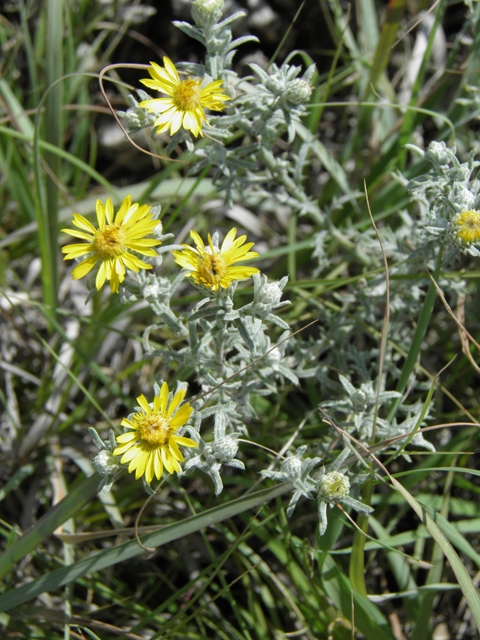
(62, 195), (161, 293)
(139, 56), (230, 137)
(172, 228), (260, 291)
(453, 209), (480, 244)
(113, 383), (198, 484)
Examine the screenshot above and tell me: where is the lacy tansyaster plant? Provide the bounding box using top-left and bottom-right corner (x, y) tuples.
(321, 374), (435, 458)
(119, 0), (320, 219)
(405, 141), (480, 260)
(87, 0), (437, 536)
(116, 227), (298, 495)
(261, 445), (373, 535)
(62, 195), (162, 293)
(139, 56), (230, 138)
(172, 227), (259, 290)
(113, 382), (198, 484)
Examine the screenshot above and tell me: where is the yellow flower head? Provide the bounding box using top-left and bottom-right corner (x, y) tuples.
(113, 383), (198, 484)
(139, 56), (230, 137)
(453, 209), (480, 245)
(62, 195), (161, 293)
(172, 228), (260, 291)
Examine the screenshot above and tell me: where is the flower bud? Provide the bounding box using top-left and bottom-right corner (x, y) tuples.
(266, 76), (283, 94)
(93, 449), (122, 477)
(142, 277), (162, 300)
(214, 435), (239, 461)
(259, 278), (285, 306)
(280, 455), (302, 480)
(318, 471), (350, 502)
(191, 0), (224, 27)
(425, 141), (454, 166)
(286, 79), (313, 105)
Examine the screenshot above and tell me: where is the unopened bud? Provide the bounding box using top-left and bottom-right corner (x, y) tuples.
(93, 449), (122, 476)
(280, 455), (302, 479)
(214, 435), (239, 461)
(286, 79), (313, 104)
(318, 471), (350, 502)
(191, 0), (224, 27)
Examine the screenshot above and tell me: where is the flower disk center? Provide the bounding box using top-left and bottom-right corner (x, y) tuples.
(139, 415), (172, 446)
(455, 210), (480, 243)
(94, 224), (126, 258)
(199, 253), (227, 287)
(173, 79), (201, 112)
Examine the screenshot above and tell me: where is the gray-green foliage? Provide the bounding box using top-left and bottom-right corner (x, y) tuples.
(261, 445), (374, 535)
(91, 1), (445, 534)
(321, 375), (435, 457)
(113, 240), (299, 495)
(120, 2), (319, 215)
(405, 141), (480, 261)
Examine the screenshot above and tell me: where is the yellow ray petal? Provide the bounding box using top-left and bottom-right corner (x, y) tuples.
(166, 388), (186, 419)
(71, 255), (99, 279)
(120, 445), (141, 463)
(174, 436), (198, 448)
(114, 194), (132, 225)
(72, 213), (97, 234)
(95, 260), (108, 290)
(61, 229), (94, 241)
(95, 199), (106, 229)
(116, 432), (139, 444)
(154, 450), (163, 479)
(105, 198), (115, 224)
(137, 394), (151, 415)
(159, 382), (169, 415)
(133, 450), (150, 479)
(145, 454), (156, 484)
(169, 404), (193, 428)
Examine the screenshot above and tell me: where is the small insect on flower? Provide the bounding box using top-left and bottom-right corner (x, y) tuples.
(452, 209), (480, 245)
(113, 383), (198, 484)
(172, 228), (260, 291)
(62, 195), (161, 293)
(139, 56), (230, 137)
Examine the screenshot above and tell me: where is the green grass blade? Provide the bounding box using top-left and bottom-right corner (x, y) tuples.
(18, 0), (41, 106)
(362, 443), (480, 634)
(384, 374), (438, 466)
(324, 0), (360, 58)
(349, 479), (372, 596)
(0, 464), (35, 503)
(0, 79), (35, 139)
(0, 124), (115, 195)
(358, 0), (379, 51)
(0, 74), (37, 224)
(369, 0), (407, 86)
(320, 553), (396, 640)
(0, 474), (99, 581)
(0, 483), (290, 613)
(388, 247), (442, 420)
(0, 138), (37, 224)
(38, 0), (64, 310)
(392, 478), (480, 634)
